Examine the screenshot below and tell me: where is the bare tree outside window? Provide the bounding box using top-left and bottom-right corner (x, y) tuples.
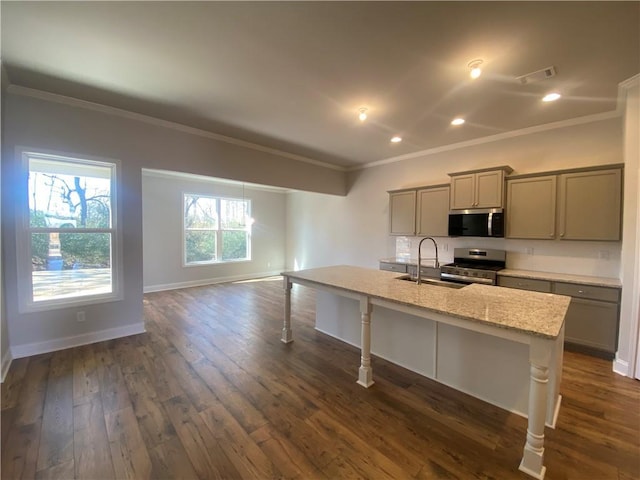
(27, 155), (116, 304)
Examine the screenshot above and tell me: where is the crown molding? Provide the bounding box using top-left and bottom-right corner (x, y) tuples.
(141, 168), (290, 193)
(6, 84), (346, 172)
(619, 73), (640, 91)
(353, 110), (621, 171)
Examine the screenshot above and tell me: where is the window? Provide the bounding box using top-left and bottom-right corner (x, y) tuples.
(20, 151), (119, 309)
(183, 194), (251, 265)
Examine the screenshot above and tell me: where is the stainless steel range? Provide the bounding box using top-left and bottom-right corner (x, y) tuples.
(440, 248), (506, 285)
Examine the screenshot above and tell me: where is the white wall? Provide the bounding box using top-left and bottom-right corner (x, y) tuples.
(618, 76), (640, 377)
(1, 89), (345, 358)
(142, 171), (286, 291)
(0, 61), (9, 380)
(288, 116), (624, 276)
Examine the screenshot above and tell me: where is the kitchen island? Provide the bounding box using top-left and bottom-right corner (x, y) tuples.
(281, 265), (571, 480)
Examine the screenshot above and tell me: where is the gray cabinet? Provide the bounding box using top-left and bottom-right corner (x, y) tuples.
(506, 175), (557, 239)
(557, 168), (622, 241)
(449, 167), (512, 210)
(379, 262), (408, 273)
(389, 190), (416, 235)
(498, 274), (621, 359)
(505, 166), (622, 241)
(389, 184), (449, 236)
(416, 185), (450, 236)
(497, 276), (552, 293)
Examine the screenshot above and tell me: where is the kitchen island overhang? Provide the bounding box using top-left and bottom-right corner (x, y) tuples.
(281, 265), (571, 480)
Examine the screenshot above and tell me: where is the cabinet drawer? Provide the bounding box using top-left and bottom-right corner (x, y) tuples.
(380, 262), (407, 273)
(553, 282), (620, 303)
(408, 265), (440, 279)
(497, 276), (552, 293)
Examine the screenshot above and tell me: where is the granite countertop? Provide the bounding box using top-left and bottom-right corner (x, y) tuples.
(498, 269), (621, 288)
(282, 265), (570, 339)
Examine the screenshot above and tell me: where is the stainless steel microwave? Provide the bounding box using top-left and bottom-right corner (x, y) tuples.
(448, 208), (505, 237)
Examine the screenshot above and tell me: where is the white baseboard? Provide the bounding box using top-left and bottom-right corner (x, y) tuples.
(143, 270), (283, 293)
(10, 323), (146, 359)
(1, 348), (13, 383)
(613, 357), (630, 377)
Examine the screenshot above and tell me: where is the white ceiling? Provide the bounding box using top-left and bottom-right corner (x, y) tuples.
(2, 2), (639, 169)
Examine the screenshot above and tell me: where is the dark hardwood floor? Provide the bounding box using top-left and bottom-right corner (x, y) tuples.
(2, 277), (639, 479)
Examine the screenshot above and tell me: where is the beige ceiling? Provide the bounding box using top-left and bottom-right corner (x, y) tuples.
(2, 2), (639, 168)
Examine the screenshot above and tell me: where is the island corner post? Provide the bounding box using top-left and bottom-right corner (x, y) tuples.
(280, 269), (567, 480)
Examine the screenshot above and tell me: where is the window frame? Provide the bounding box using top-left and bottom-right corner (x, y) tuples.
(16, 148), (123, 313)
(182, 192), (252, 266)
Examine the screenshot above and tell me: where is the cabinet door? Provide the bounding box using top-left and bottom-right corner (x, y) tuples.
(557, 169), (622, 241)
(564, 298), (619, 354)
(450, 174), (475, 209)
(416, 186), (450, 236)
(475, 170), (504, 208)
(506, 175), (556, 239)
(389, 191), (416, 235)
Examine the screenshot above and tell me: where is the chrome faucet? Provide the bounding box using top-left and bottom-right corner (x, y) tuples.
(416, 237), (439, 285)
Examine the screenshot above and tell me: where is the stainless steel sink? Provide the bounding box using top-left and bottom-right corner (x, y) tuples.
(396, 275), (465, 289)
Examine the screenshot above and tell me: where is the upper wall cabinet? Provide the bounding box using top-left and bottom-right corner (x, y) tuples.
(416, 185), (450, 237)
(449, 166), (513, 210)
(506, 175), (557, 239)
(389, 189), (416, 235)
(558, 168), (622, 241)
(388, 184), (450, 236)
(505, 166), (623, 241)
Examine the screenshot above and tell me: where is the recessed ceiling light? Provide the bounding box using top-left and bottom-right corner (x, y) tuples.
(542, 92), (561, 102)
(390, 136), (402, 143)
(468, 59), (483, 79)
(358, 107), (368, 121)
(451, 118), (465, 126)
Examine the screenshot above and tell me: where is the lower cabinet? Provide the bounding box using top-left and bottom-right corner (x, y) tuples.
(497, 276), (620, 359)
(379, 262), (407, 273)
(407, 265), (440, 279)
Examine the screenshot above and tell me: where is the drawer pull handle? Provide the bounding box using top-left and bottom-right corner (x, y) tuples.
(578, 290), (585, 294)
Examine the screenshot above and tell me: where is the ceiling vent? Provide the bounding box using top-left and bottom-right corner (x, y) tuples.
(516, 66), (557, 85)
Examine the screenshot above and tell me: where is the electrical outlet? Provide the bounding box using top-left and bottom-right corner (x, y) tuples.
(526, 247), (534, 255)
(598, 250), (610, 260)
(77, 311), (86, 322)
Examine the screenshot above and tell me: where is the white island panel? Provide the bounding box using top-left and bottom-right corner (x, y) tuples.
(436, 324), (530, 417)
(316, 290), (558, 420)
(316, 291), (437, 378)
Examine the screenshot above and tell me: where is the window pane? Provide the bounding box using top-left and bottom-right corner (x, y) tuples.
(221, 199), (248, 229)
(32, 232), (112, 302)
(222, 230), (248, 261)
(185, 231), (217, 263)
(185, 195), (218, 229)
(29, 159), (112, 229)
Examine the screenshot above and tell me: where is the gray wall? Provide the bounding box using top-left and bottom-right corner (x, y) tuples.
(142, 171), (286, 291)
(1, 89), (345, 356)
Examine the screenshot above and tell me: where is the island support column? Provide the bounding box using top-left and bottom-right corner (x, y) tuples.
(357, 297), (374, 388)
(281, 277), (293, 343)
(519, 336), (554, 480)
